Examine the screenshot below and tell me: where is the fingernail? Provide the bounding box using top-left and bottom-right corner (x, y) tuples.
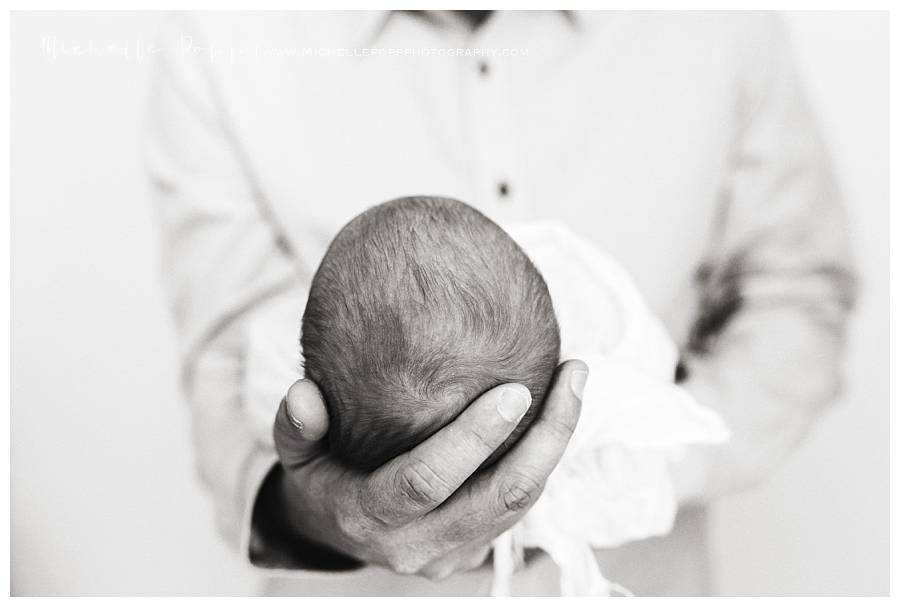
(570, 369), (588, 400)
(497, 386), (532, 422)
(285, 403), (305, 432)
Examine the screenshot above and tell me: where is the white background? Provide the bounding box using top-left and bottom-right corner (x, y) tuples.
(10, 11), (889, 596)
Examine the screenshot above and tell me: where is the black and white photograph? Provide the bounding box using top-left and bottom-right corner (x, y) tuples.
(8, 5), (892, 598)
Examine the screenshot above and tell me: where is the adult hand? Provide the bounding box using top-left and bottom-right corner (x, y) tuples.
(271, 360), (588, 580)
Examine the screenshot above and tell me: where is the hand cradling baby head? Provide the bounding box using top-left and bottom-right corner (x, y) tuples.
(301, 196), (561, 470)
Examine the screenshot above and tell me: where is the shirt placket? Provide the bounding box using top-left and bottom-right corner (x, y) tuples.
(463, 23), (525, 220)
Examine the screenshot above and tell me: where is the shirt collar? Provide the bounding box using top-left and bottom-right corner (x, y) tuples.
(350, 10), (607, 48)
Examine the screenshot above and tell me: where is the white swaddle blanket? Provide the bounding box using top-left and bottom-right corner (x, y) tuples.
(489, 223), (730, 596)
(242, 221), (730, 597)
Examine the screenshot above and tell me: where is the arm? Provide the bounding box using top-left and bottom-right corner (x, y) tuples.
(145, 13), (304, 561)
(145, 14), (589, 576)
(673, 14), (857, 503)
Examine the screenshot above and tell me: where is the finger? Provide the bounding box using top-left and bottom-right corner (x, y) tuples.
(492, 359), (586, 491)
(364, 383), (533, 525)
(455, 542), (491, 571)
(465, 544), (492, 570)
(273, 379), (331, 469)
(421, 360), (588, 549)
(419, 541), (492, 581)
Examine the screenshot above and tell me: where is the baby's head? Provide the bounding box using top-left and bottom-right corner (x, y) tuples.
(301, 196), (560, 471)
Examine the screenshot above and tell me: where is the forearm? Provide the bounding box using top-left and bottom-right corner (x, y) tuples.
(183, 285), (349, 571)
(673, 302), (850, 504)
(147, 13), (322, 563)
(183, 313), (282, 550)
(667, 14), (857, 504)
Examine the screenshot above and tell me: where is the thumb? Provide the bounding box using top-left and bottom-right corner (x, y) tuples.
(273, 378), (330, 469)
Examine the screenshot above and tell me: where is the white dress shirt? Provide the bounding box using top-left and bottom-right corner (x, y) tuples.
(146, 10), (855, 596)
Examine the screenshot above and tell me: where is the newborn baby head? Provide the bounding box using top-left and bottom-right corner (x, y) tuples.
(301, 196), (560, 471)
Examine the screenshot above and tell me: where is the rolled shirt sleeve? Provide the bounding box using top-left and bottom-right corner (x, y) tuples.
(672, 14), (857, 504)
(145, 13), (302, 564)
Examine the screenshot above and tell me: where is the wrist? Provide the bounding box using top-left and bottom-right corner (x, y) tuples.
(250, 464), (363, 570)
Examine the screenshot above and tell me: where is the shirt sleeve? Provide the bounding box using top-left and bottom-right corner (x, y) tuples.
(144, 13), (312, 567)
(671, 14), (858, 504)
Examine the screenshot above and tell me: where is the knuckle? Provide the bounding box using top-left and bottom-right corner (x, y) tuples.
(542, 414), (578, 441)
(335, 504), (370, 543)
(468, 546), (491, 569)
(396, 562), (420, 576)
(396, 458), (451, 510)
(467, 422), (496, 454)
(386, 550), (424, 576)
(498, 474), (544, 513)
(424, 566), (453, 582)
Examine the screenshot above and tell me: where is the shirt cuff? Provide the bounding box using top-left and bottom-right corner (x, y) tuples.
(240, 450), (364, 575)
(239, 449), (281, 568)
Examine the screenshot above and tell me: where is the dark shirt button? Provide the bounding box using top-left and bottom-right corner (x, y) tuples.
(675, 359), (689, 383)
(498, 181), (510, 198)
(478, 61), (489, 76)
(274, 235), (293, 254)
